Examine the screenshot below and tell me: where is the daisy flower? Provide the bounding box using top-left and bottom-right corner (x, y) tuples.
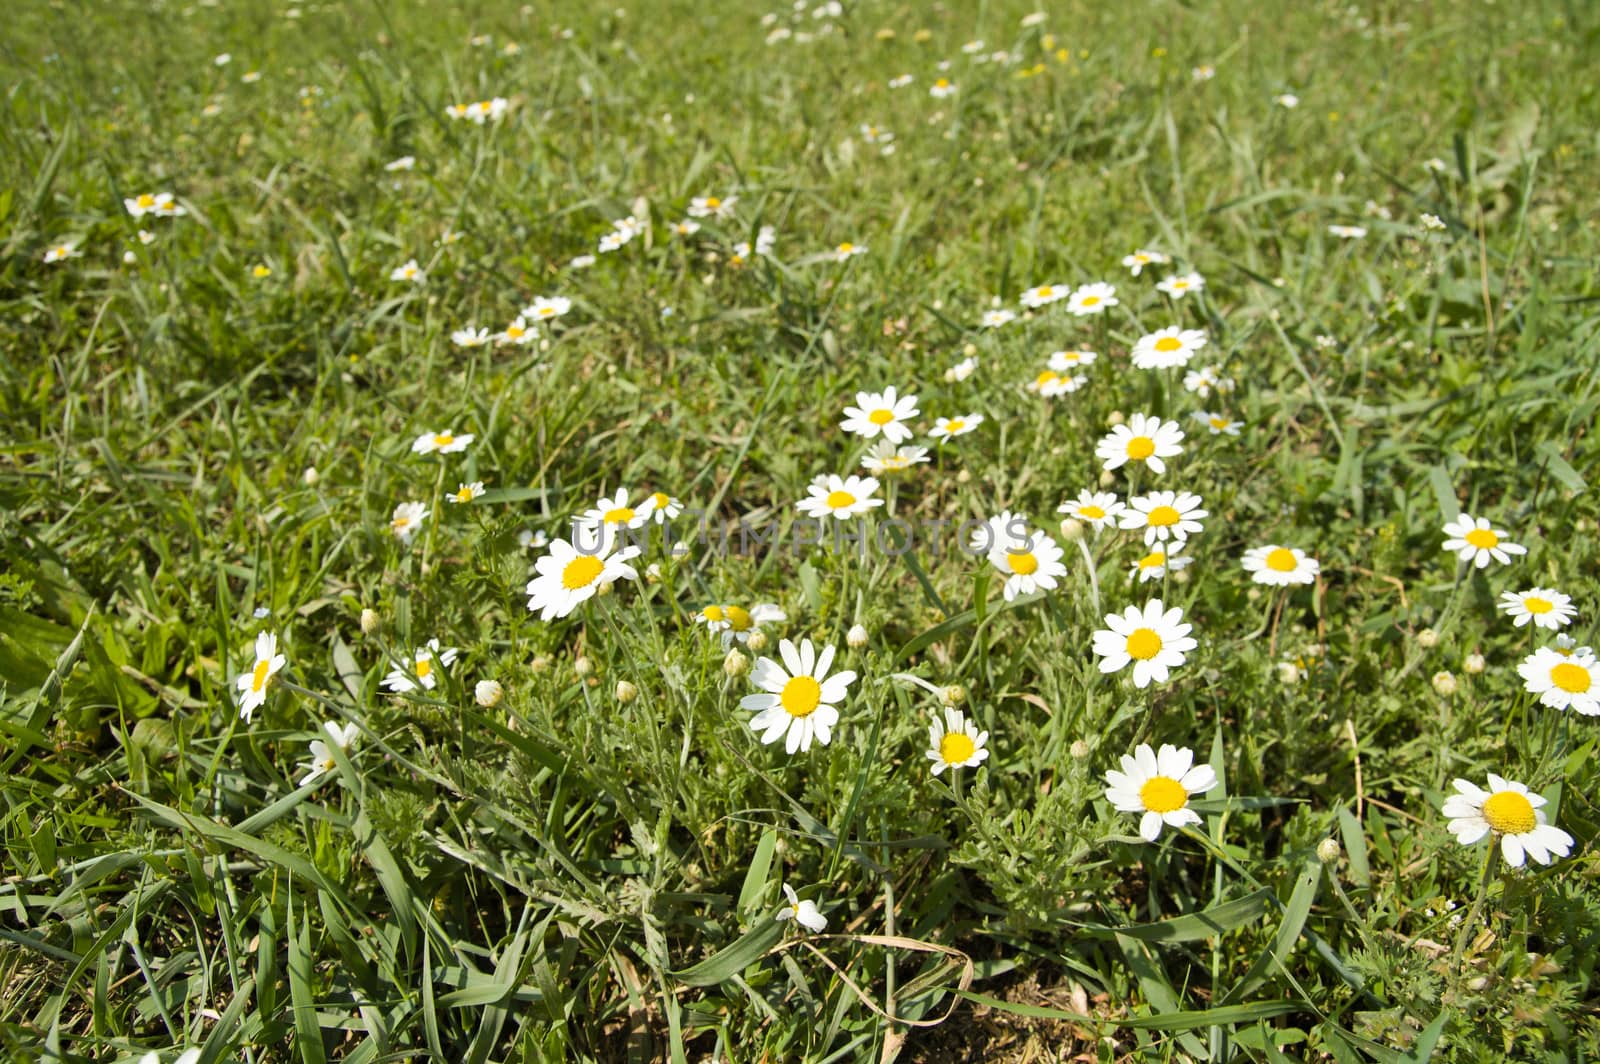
(1092, 599), (1197, 688)
(1155, 272), (1205, 298)
(755, 226), (777, 255)
(889, 74), (914, 88)
(453, 329), (490, 352)
(43, 242), (78, 264)
(1553, 633), (1594, 658)
(1441, 513), (1527, 569)
(1020, 283), (1066, 308)
(1241, 545), (1320, 586)
(235, 631), (286, 723)
(412, 429), (474, 455)
(859, 123), (893, 145)
(578, 488), (653, 535)
(448, 482), (486, 504)
(524, 295), (572, 323)
(385, 155), (416, 172)
(777, 884), (828, 932)
(1105, 744), (1217, 841)
(742, 638), (855, 753)
(1132, 548), (1192, 583)
(1096, 414), (1185, 475)
(1067, 282), (1117, 316)
(671, 219), (701, 237)
(944, 356), (979, 383)
(1498, 589), (1576, 631)
(840, 386), (919, 443)
(644, 491), (682, 523)
(1442, 776), (1574, 868)
(1328, 224), (1368, 239)
(926, 707), (989, 775)
(1194, 411), (1243, 436)
(1048, 349), (1097, 370)
(300, 721), (361, 786)
(969, 510), (1031, 556)
(525, 537), (642, 620)
(833, 241), (867, 262)
(981, 308), (1017, 329)
(496, 317), (537, 346)
(1122, 248), (1170, 276)
(1122, 491), (1207, 545)
(1131, 326), (1207, 370)
(796, 474), (883, 520)
(1027, 369), (1087, 397)
(930, 413), (984, 440)
(390, 501), (429, 543)
(1183, 365), (1234, 398)
(988, 528), (1068, 601)
(124, 192), (185, 218)
(1058, 490), (1125, 531)
(382, 639), (458, 692)
(698, 603), (787, 648)
(390, 259), (425, 284)
(1274, 92), (1299, 109)
(1517, 647), (1600, 714)
(861, 441), (930, 475)
(688, 194), (738, 218)
(929, 78), (956, 98)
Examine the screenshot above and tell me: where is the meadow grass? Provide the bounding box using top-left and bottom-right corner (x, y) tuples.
(3, 0), (1600, 1060)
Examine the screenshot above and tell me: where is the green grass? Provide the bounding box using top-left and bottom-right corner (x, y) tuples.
(3, 0), (1600, 1060)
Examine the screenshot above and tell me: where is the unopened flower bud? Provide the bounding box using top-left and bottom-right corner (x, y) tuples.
(1059, 518), (1085, 542)
(531, 654), (550, 673)
(474, 680), (504, 708)
(574, 655), (594, 677)
(847, 623), (869, 649)
(1277, 661), (1301, 685)
(1416, 628), (1438, 649)
(303, 466), (320, 487)
(615, 680), (638, 704)
(1069, 739), (1091, 760)
(645, 563), (663, 584)
(942, 684), (966, 706)
(746, 630), (769, 652)
(1432, 671), (1457, 697)
(1464, 652), (1485, 675)
(1098, 470), (1116, 488)
(597, 580), (614, 597)
(1317, 837), (1341, 864)
(723, 648), (749, 677)
(1106, 410), (1124, 426)
(360, 608), (380, 635)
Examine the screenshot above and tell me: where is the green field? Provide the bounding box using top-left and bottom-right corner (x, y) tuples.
(4, 0), (1600, 1060)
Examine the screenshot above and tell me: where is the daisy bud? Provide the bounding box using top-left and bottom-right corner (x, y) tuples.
(359, 608), (380, 635)
(597, 580), (615, 597)
(847, 623), (869, 649)
(1416, 628), (1439, 649)
(615, 680), (638, 704)
(1431, 671), (1458, 697)
(474, 680), (504, 708)
(123, 250), (137, 264)
(1098, 470), (1116, 488)
(574, 655), (594, 677)
(531, 655), (551, 673)
(645, 563), (663, 584)
(1106, 410), (1124, 426)
(1069, 738), (1091, 760)
(1464, 652), (1486, 675)
(723, 648), (749, 677)
(303, 466), (320, 487)
(942, 684), (966, 706)
(1317, 837), (1341, 864)
(1277, 661), (1301, 685)
(746, 630), (769, 652)
(962, 342), (977, 357)
(1172, 567), (1192, 585)
(956, 469), (971, 484)
(1059, 518), (1085, 542)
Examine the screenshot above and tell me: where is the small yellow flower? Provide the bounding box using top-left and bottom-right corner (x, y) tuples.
(252, 264), (272, 279)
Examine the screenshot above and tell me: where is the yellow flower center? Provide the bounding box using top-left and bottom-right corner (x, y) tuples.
(1139, 776), (1188, 813)
(1551, 662), (1591, 694)
(705, 196), (721, 209)
(935, 78), (950, 88)
(1209, 417), (1231, 430)
(1126, 628), (1163, 660)
(779, 675), (822, 718)
(391, 516), (412, 530)
(562, 555), (605, 590)
(1464, 528), (1499, 550)
(253, 265), (271, 278)
(882, 456), (908, 470)
(1036, 286), (1053, 298)
(251, 659), (272, 693)
(137, 194), (156, 208)
(507, 325), (525, 339)
(1481, 791), (1537, 836)
(1079, 504), (1105, 520)
(1035, 371), (1060, 388)
(944, 419), (965, 434)
(702, 605), (727, 623)
(940, 731), (976, 765)
(651, 492), (670, 509)
(1126, 436), (1156, 460)
(1006, 551), (1038, 575)
(1138, 551), (1166, 571)
(725, 605), (754, 631)
(839, 242), (855, 254)
(1081, 295), (1100, 306)
(868, 408), (895, 425)
(825, 490), (856, 509)
(1265, 548), (1298, 572)
(1154, 336), (1183, 352)
(603, 506), (635, 524)
(415, 658), (433, 679)
(1523, 597), (1553, 615)
(433, 433), (453, 447)
(538, 307), (556, 317)
(1146, 505), (1180, 527)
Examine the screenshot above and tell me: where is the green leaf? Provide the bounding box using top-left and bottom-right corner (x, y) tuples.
(1427, 465), (1459, 523)
(1337, 807), (1371, 887)
(1076, 889), (1275, 944)
(737, 829), (778, 917)
(287, 899), (327, 1064)
(1220, 859), (1322, 1004)
(1535, 440), (1586, 492)
(669, 917), (784, 988)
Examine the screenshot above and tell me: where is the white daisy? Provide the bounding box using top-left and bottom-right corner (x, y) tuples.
(452, 326), (493, 348)
(1048, 349), (1098, 370)
(929, 78), (957, 98)
(390, 501), (429, 543)
(1020, 283), (1066, 308)
(382, 639), (458, 693)
(1131, 547), (1192, 583)
(1121, 248), (1170, 276)
(1067, 282), (1117, 316)
(970, 510), (1031, 557)
(235, 631), (286, 723)
(980, 308), (1017, 329)
(1058, 490), (1125, 531)
(988, 528), (1068, 601)
(124, 192), (185, 218)
(796, 474), (883, 520)
(1131, 326), (1207, 370)
(300, 721), (362, 786)
(1121, 491), (1207, 546)
(1096, 415), (1185, 475)
(1498, 589), (1576, 631)
(671, 219), (701, 237)
(1092, 599), (1197, 688)
(390, 258), (426, 284)
(1328, 224), (1368, 239)
(1027, 369), (1087, 397)
(1194, 411), (1243, 436)
(944, 357), (979, 383)
(1183, 365), (1234, 398)
(688, 194), (738, 219)
(840, 386), (919, 443)
(385, 155), (416, 172)
(1155, 272), (1205, 298)
(926, 707), (989, 775)
(496, 316), (537, 346)
(577, 488), (653, 535)
(524, 295), (572, 323)
(1274, 92), (1300, 108)
(1441, 513), (1527, 569)
(777, 883), (828, 932)
(930, 413), (984, 441)
(833, 241), (867, 261)
(1241, 545), (1320, 586)
(698, 603), (788, 648)
(860, 441), (930, 475)
(1104, 743), (1217, 841)
(412, 429), (474, 455)
(525, 537), (642, 620)
(740, 638), (856, 754)
(1517, 647), (1600, 715)
(644, 491), (682, 523)
(43, 241), (78, 263)
(1442, 775), (1574, 868)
